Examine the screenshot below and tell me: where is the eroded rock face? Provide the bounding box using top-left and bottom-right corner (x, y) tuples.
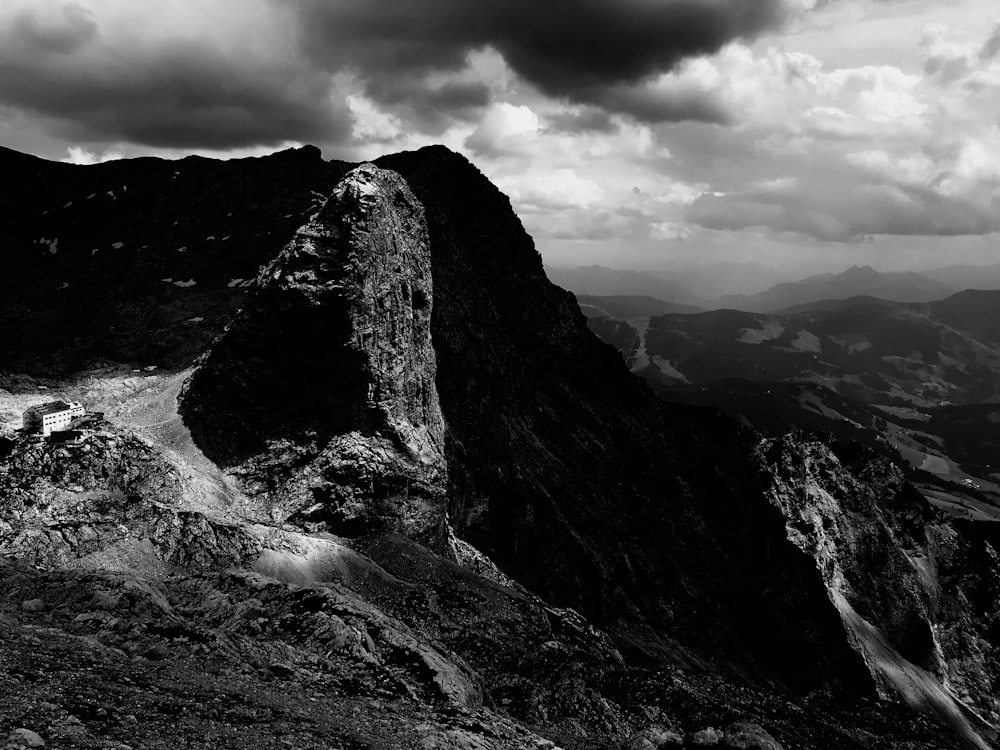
(0, 428), (260, 571)
(181, 164), (447, 543)
(759, 434), (1000, 748)
(377, 147), (876, 698)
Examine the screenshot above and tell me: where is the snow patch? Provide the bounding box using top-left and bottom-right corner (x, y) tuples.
(112, 241), (124, 249)
(651, 356), (689, 383)
(86, 193), (96, 200)
(173, 279), (197, 288)
(791, 330), (822, 353)
(738, 321), (784, 344)
(46, 238), (59, 255)
(107, 191), (115, 199)
(831, 334), (872, 354)
(63, 201), (72, 208)
(186, 317), (205, 323)
(227, 278), (244, 288)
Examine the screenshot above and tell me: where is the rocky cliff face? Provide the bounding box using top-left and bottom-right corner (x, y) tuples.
(376, 148), (883, 696)
(181, 163), (448, 544)
(760, 434), (1000, 747)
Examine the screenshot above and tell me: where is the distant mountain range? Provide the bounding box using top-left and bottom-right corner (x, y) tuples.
(545, 264), (705, 305)
(551, 262), (1000, 313)
(718, 265), (957, 312)
(582, 288), (1000, 508)
(576, 294), (702, 318)
(922, 263), (1000, 291)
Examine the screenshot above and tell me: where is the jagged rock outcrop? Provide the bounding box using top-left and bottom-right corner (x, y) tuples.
(0, 427), (259, 571)
(377, 147), (881, 696)
(181, 164), (447, 544)
(760, 434), (1000, 749)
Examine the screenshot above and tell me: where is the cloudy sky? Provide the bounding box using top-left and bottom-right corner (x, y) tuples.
(2, 0), (999, 276)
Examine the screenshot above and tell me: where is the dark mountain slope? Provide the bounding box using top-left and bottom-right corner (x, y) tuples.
(545, 264), (704, 305)
(932, 289), (1000, 344)
(576, 294), (703, 318)
(0, 144), (349, 373)
(362, 150), (885, 690)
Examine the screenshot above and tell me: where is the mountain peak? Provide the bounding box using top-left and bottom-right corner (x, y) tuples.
(839, 264), (880, 279)
(181, 162), (447, 541)
(269, 143), (324, 163)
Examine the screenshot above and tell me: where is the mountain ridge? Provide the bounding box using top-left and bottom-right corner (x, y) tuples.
(0, 143), (993, 749)
(552, 262), (964, 313)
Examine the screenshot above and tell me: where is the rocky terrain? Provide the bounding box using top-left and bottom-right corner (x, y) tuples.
(181, 164), (447, 545)
(0, 144), (998, 748)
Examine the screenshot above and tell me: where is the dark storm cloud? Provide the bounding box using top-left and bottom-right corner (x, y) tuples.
(0, 0), (787, 152)
(365, 78), (493, 133)
(290, 0), (788, 123)
(0, 1), (349, 150)
(11, 0), (97, 53)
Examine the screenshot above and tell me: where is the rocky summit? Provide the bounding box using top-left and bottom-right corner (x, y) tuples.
(0, 144), (997, 749)
(181, 163), (447, 544)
